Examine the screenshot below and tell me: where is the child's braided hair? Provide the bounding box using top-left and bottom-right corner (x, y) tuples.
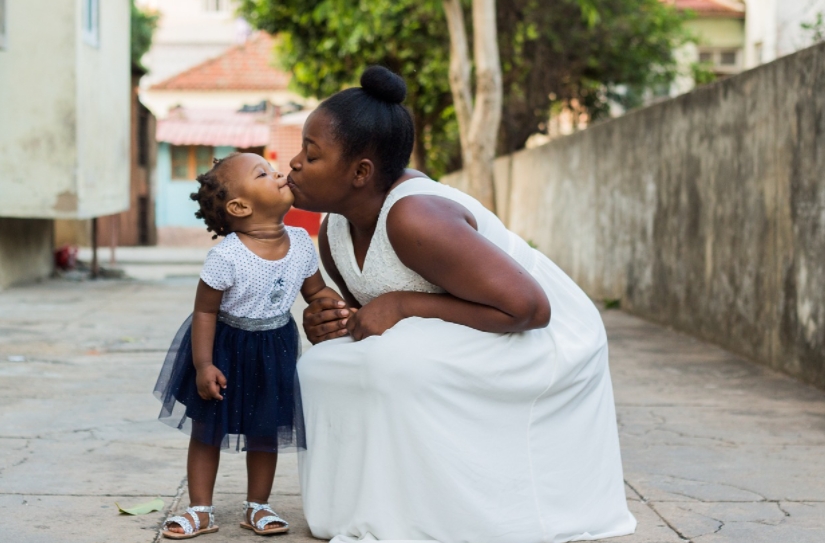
(189, 153), (240, 239)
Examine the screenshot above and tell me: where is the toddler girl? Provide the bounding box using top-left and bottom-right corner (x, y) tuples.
(153, 153), (344, 539)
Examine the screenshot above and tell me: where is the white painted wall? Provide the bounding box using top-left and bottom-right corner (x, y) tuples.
(135, 0), (250, 87)
(75, 0), (131, 217)
(0, 0), (130, 219)
(745, 0), (825, 67)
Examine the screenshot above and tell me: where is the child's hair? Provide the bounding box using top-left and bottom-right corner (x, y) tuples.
(190, 153), (240, 239)
(319, 66), (414, 191)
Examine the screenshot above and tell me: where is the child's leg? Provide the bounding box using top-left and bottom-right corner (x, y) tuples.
(246, 450), (284, 528)
(165, 437), (221, 534)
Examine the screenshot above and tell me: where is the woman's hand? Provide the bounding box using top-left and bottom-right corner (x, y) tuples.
(303, 298), (355, 344)
(346, 292), (405, 341)
(196, 365), (227, 401)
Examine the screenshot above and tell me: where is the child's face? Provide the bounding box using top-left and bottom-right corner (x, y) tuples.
(225, 153), (294, 217)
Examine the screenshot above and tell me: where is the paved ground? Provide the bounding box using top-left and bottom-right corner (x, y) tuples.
(1, 275), (824, 542)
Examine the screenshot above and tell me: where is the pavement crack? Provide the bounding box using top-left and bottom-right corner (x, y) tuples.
(647, 501), (692, 541)
(153, 476), (188, 543)
(775, 502), (791, 517)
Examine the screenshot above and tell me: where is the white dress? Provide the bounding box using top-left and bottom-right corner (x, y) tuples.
(297, 179), (636, 543)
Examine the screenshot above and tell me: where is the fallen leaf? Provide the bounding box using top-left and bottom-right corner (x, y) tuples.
(116, 497), (164, 515)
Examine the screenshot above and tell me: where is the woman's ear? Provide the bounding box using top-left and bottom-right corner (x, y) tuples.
(225, 198), (252, 218)
(353, 159), (375, 189)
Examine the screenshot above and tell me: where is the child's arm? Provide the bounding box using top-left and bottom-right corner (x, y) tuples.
(301, 270), (346, 306)
(191, 280), (227, 401)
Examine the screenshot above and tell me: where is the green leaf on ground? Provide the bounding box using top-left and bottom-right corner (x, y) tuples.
(116, 497), (164, 515)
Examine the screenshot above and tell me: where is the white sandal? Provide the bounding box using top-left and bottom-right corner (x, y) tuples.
(240, 501), (289, 535)
(161, 505), (219, 539)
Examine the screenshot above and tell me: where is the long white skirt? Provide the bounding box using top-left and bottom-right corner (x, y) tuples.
(297, 253), (636, 543)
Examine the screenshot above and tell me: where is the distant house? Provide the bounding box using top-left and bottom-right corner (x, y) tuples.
(149, 34), (319, 241)
(141, 33), (313, 120)
(135, 0), (251, 89)
(678, 0), (747, 77)
(0, 0), (131, 287)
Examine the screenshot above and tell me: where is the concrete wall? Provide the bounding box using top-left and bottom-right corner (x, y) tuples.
(0, 219), (54, 290)
(443, 42), (825, 388)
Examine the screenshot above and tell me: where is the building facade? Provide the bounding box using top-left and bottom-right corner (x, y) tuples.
(135, 0), (250, 89)
(0, 0), (131, 287)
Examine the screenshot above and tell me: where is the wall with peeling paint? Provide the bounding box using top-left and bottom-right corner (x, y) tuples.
(0, 0), (130, 220)
(0, 0), (131, 287)
(443, 42), (825, 388)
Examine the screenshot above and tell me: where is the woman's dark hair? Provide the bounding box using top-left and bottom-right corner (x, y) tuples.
(319, 66), (415, 190)
(190, 153), (240, 239)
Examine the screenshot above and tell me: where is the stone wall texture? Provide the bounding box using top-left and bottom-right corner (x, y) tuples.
(0, 219), (54, 290)
(443, 42), (825, 388)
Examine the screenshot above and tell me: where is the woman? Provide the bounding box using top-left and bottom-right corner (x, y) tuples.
(288, 66), (636, 543)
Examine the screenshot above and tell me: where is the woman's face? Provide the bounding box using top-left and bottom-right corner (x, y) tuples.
(287, 109), (354, 213)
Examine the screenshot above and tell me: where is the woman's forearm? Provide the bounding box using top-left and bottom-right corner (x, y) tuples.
(397, 291), (548, 333)
(191, 311), (218, 370)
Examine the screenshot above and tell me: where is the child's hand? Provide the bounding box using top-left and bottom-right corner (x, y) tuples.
(196, 365), (227, 401)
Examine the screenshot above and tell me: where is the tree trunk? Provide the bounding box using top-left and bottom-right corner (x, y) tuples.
(443, 0), (502, 212)
(411, 110), (428, 173)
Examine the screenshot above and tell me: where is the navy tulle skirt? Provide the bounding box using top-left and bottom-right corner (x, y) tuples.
(153, 314), (305, 453)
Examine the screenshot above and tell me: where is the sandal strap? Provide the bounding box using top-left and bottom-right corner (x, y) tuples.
(255, 514), (287, 530)
(162, 515), (195, 535)
(187, 505), (214, 529)
(243, 501), (288, 530)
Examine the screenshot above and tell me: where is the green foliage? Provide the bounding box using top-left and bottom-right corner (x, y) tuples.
(801, 12), (825, 44)
(497, 0), (691, 152)
(238, 0), (690, 174)
(238, 0), (459, 178)
(691, 61), (717, 86)
(131, 1), (159, 71)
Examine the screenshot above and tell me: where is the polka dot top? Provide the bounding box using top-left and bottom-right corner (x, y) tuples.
(200, 227), (319, 319)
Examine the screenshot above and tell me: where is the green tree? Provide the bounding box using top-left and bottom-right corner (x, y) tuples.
(131, 1), (159, 71)
(239, 0), (458, 176)
(238, 0), (690, 176)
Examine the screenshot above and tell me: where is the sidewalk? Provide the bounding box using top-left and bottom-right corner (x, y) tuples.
(0, 277), (823, 542)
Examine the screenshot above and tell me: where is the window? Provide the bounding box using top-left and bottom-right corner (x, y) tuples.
(697, 48), (742, 76)
(170, 145), (214, 180)
(720, 51), (737, 66)
(82, 0), (100, 47)
(203, 0), (228, 12)
(0, 0), (7, 50)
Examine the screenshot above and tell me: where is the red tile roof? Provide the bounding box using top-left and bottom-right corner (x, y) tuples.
(151, 33), (291, 91)
(671, 0), (745, 17)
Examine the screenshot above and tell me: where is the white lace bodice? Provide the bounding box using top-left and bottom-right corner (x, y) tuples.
(326, 178), (536, 306)
(327, 180), (445, 306)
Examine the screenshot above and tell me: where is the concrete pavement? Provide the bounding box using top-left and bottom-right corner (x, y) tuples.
(1, 276), (823, 542)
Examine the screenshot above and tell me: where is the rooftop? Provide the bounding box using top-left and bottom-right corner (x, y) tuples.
(150, 33), (291, 91)
(156, 107), (271, 148)
(672, 0), (745, 17)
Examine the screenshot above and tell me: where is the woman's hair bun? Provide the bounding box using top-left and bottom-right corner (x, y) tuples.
(360, 66), (407, 104)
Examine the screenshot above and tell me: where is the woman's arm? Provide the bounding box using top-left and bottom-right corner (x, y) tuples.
(345, 195), (550, 340)
(191, 280), (228, 400)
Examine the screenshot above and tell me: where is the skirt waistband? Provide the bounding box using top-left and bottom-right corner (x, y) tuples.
(217, 311), (291, 332)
